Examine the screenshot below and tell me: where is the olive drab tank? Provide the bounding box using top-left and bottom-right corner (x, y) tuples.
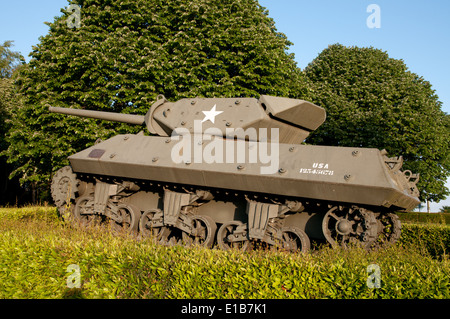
(49, 95), (420, 251)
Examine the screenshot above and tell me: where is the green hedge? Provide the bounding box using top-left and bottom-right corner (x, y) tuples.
(399, 223), (450, 259)
(397, 212), (450, 225)
(0, 207), (449, 299)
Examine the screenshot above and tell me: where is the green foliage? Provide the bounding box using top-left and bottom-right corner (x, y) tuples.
(0, 78), (14, 152)
(440, 206), (450, 214)
(0, 41), (25, 151)
(398, 223), (450, 259)
(0, 42), (26, 205)
(304, 44), (450, 203)
(0, 206), (59, 222)
(1, 207), (449, 299)
(397, 212), (450, 225)
(5, 0), (305, 190)
(0, 41), (25, 79)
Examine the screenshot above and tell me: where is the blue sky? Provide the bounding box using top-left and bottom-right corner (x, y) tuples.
(1, 0), (449, 211)
(259, 0), (450, 115)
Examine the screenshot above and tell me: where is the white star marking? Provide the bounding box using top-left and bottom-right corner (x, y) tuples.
(201, 104), (223, 124)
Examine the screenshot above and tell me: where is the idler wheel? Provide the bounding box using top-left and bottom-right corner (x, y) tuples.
(217, 220), (249, 251)
(51, 166), (79, 208)
(322, 206), (377, 249)
(182, 215), (217, 248)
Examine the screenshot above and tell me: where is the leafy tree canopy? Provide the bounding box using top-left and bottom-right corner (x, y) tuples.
(0, 42), (26, 204)
(4, 0), (305, 189)
(0, 40), (25, 79)
(0, 41), (24, 151)
(304, 44), (450, 202)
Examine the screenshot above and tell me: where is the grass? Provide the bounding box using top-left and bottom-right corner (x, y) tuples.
(0, 206), (449, 299)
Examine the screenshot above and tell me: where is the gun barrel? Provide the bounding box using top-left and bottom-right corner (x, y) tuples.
(49, 106), (145, 125)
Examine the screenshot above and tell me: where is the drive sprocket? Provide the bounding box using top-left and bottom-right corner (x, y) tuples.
(50, 166), (79, 208)
(322, 205), (378, 249)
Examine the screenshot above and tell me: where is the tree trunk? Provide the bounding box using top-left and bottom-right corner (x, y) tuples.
(31, 182), (37, 204)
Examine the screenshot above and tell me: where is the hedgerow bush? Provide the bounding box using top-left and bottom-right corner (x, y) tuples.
(397, 212), (450, 225)
(399, 223), (450, 259)
(0, 206), (59, 221)
(0, 207), (449, 299)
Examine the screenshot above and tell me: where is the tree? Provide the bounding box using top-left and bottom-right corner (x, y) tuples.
(0, 41), (25, 150)
(4, 0), (305, 199)
(440, 206), (450, 213)
(0, 41), (25, 79)
(304, 44), (450, 203)
(0, 41), (26, 204)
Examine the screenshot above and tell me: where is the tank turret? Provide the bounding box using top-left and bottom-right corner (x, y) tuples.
(50, 94), (326, 144)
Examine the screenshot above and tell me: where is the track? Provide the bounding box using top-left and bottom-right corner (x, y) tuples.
(51, 166), (402, 252)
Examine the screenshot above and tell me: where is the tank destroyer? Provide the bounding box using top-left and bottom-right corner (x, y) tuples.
(49, 94), (420, 251)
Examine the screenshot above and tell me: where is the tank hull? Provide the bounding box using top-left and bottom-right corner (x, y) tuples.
(68, 134), (419, 211)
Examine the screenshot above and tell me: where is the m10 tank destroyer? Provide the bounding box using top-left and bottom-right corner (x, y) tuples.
(49, 94), (420, 252)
